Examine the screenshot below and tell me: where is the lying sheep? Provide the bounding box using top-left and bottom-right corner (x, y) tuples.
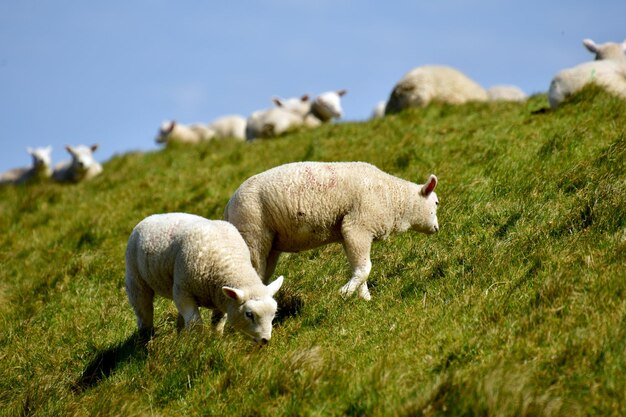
(125, 213), (284, 344)
(0, 146), (53, 185)
(245, 107), (305, 140)
(487, 85), (527, 102)
(52, 144), (102, 183)
(224, 162), (439, 300)
(385, 65), (488, 114)
(310, 89), (347, 122)
(206, 115), (247, 141)
(549, 38), (626, 108)
(155, 120), (209, 145)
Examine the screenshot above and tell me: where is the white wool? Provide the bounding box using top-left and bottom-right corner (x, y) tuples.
(486, 85), (527, 102)
(52, 144), (102, 183)
(206, 115), (247, 141)
(155, 120), (206, 145)
(370, 101), (387, 119)
(0, 146), (53, 185)
(224, 161), (439, 301)
(125, 213), (283, 344)
(549, 38), (626, 108)
(385, 65), (488, 114)
(310, 90), (347, 122)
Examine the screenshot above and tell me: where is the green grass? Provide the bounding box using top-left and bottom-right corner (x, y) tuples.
(1, 86), (625, 416)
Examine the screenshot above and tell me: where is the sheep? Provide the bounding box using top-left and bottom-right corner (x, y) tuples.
(385, 65), (488, 114)
(155, 120), (209, 145)
(245, 107), (306, 140)
(0, 146), (52, 185)
(549, 38), (626, 108)
(52, 144), (103, 183)
(224, 161), (439, 301)
(206, 115), (247, 141)
(486, 85), (527, 102)
(309, 89), (347, 122)
(125, 213), (284, 344)
(370, 101), (387, 119)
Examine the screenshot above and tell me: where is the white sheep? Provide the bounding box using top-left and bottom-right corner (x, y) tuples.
(206, 115), (247, 141)
(385, 65), (488, 114)
(0, 146), (53, 185)
(309, 89), (347, 122)
(549, 38), (626, 108)
(245, 107), (306, 140)
(370, 101), (387, 119)
(224, 162), (439, 301)
(125, 213), (284, 344)
(486, 85), (527, 102)
(155, 120), (209, 145)
(52, 144), (103, 183)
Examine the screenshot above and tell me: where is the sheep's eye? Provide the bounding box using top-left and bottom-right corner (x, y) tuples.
(245, 311), (254, 322)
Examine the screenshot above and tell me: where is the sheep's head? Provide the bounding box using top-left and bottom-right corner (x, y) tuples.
(583, 38), (626, 62)
(311, 89), (347, 121)
(412, 174), (439, 235)
(66, 144), (99, 173)
(223, 275), (284, 345)
(156, 120), (176, 143)
(272, 95), (311, 117)
(27, 146), (52, 170)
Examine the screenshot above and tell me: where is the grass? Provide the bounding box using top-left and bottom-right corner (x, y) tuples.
(1, 86), (625, 416)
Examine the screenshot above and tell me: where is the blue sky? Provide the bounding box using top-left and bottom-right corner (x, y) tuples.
(1, 1), (624, 174)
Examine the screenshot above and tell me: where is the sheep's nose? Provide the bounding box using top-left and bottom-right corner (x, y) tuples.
(260, 338), (269, 345)
(433, 225), (439, 233)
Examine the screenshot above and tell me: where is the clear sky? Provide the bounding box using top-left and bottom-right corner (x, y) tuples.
(1, 1), (624, 174)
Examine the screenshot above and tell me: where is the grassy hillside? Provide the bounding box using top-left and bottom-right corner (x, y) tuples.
(1, 87), (625, 416)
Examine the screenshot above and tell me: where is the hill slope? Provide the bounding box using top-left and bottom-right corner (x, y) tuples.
(1, 88), (625, 416)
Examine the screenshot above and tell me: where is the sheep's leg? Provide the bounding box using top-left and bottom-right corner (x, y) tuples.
(339, 228), (373, 300)
(211, 310), (227, 335)
(173, 288), (202, 329)
(263, 250), (282, 282)
(125, 272), (155, 337)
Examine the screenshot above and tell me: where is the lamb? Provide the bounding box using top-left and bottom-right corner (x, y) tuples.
(206, 115), (247, 141)
(52, 144), (103, 183)
(155, 120), (210, 145)
(548, 38), (626, 108)
(245, 107), (306, 140)
(125, 213), (284, 344)
(224, 162), (439, 301)
(309, 89), (347, 122)
(0, 146), (53, 185)
(370, 101), (387, 119)
(486, 85), (527, 102)
(385, 65), (488, 114)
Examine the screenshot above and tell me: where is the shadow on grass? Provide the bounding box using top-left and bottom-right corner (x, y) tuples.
(72, 331), (149, 393)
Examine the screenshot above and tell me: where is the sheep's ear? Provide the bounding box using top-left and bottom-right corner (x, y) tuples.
(583, 39), (598, 53)
(222, 286), (245, 303)
(90, 144), (99, 152)
(420, 175), (438, 197)
(266, 275), (284, 296)
(65, 145), (75, 155)
(272, 97), (283, 107)
(337, 89), (347, 97)
(300, 95), (310, 102)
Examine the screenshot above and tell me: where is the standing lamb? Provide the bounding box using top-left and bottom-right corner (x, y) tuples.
(548, 38), (626, 108)
(52, 144), (103, 183)
(385, 65), (488, 114)
(224, 162), (439, 300)
(0, 146), (52, 185)
(125, 213), (284, 344)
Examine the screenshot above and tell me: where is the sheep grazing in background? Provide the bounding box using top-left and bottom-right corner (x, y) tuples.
(155, 120), (209, 145)
(549, 38), (626, 108)
(224, 161), (439, 301)
(125, 213), (284, 344)
(246, 90), (348, 140)
(52, 144), (102, 183)
(205, 115), (247, 141)
(486, 85), (528, 102)
(385, 65), (488, 114)
(0, 146), (52, 185)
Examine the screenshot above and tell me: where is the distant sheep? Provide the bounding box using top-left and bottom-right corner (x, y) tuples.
(385, 65), (488, 114)
(206, 115), (247, 141)
(155, 120), (209, 145)
(245, 107), (306, 140)
(52, 144), (102, 183)
(0, 146), (52, 185)
(125, 213), (284, 344)
(549, 38), (626, 108)
(370, 101), (387, 119)
(224, 161), (439, 300)
(487, 85), (527, 102)
(310, 89), (347, 122)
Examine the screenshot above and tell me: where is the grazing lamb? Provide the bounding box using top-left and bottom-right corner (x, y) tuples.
(487, 85), (527, 102)
(0, 146), (53, 185)
(125, 213), (284, 344)
(52, 144), (102, 183)
(224, 162), (439, 300)
(385, 65), (488, 114)
(549, 38), (626, 108)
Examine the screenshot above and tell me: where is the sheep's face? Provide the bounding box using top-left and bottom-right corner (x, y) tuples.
(156, 121), (176, 143)
(67, 144), (98, 173)
(584, 38), (626, 61)
(27, 146), (52, 170)
(223, 276), (284, 344)
(412, 175), (439, 235)
(312, 90), (347, 121)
